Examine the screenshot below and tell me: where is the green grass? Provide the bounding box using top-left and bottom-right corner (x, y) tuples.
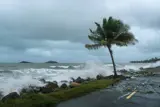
(0, 79), (120, 107)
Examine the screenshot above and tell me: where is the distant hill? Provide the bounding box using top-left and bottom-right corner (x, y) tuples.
(45, 61), (58, 63)
(19, 61), (32, 63)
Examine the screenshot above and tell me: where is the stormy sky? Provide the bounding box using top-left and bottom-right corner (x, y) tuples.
(0, 0), (159, 63)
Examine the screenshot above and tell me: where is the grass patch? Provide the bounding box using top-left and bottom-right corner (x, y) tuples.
(0, 79), (120, 107)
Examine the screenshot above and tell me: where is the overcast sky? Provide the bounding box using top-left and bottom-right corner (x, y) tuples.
(0, 0), (159, 63)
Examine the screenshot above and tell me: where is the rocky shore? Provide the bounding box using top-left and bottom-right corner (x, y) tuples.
(1, 67), (159, 107)
(0, 67), (158, 102)
(0, 74), (125, 106)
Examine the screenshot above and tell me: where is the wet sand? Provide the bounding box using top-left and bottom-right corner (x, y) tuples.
(57, 67), (160, 107)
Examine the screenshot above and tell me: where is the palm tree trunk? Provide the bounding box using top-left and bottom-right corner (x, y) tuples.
(108, 47), (117, 77)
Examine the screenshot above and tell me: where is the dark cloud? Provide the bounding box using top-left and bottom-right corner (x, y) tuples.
(0, 0), (159, 62)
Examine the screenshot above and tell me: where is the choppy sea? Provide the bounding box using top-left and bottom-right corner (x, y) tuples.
(0, 61), (160, 96)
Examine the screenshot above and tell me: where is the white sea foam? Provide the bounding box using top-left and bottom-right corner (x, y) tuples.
(50, 65), (81, 69)
(50, 66), (69, 69)
(0, 76), (45, 96)
(148, 61), (160, 68)
(73, 65), (81, 68)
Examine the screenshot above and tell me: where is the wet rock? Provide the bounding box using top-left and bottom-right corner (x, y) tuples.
(20, 86), (41, 94)
(86, 77), (91, 81)
(46, 82), (59, 89)
(71, 77), (93, 83)
(2, 92), (20, 102)
(53, 81), (58, 84)
(20, 88), (29, 94)
(118, 69), (128, 73)
(60, 83), (68, 89)
(40, 82), (59, 93)
(129, 69), (135, 72)
(39, 78), (46, 83)
(140, 67), (144, 70)
(149, 83), (154, 86)
(96, 74), (105, 80)
(105, 75), (114, 79)
(146, 91), (154, 94)
(70, 77), (76, 82)
(75, 77), (85, 83)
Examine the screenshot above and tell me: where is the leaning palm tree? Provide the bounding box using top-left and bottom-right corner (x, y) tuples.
(85, 17), (138, 77)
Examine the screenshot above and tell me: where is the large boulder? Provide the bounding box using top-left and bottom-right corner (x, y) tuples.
(39, 78), (46, 83)
(70, 77), (76, 82)
(75, 77), (85, 83)
(40, 82), (58, 93)
(53, 81), (58, 84)
(96, 74), (105, 80)
(20, 86), (40, 94)
(105, 75), (114, 79)
(85, 77), (91, 81)
(118, 69), (128, 73)
(140, 67), (144, 70)
(2, 92), (20, 102)
(60, 83), (68, 89)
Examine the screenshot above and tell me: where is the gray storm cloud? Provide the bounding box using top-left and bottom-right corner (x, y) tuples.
(0, 0), (159, 62)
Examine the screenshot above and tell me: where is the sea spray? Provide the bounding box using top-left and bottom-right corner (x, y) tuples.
(0, 75), (45, 96)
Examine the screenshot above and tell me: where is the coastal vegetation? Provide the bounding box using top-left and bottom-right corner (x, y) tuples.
(130, 57), (160, 63)
(85, 16), (138, 77)
(0, 76), (121, 107)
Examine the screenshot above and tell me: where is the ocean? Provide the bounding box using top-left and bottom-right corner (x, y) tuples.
(0, 61), (160, 96)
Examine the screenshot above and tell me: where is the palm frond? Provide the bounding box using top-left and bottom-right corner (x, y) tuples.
(85, 44), (102, 50)
(94, 22), (105, 38)
(85, 16), (138, 49)
(88, 34), (101, 43)
(114, 32), (138, 46)
(88, 28), (102, 43)
(89, 29), (94, 33)
(102, 18), (107, 29)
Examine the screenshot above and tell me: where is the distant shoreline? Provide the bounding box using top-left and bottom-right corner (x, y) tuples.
(130, 57), (160, 63)
(19, 60), (58, 64)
